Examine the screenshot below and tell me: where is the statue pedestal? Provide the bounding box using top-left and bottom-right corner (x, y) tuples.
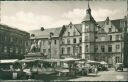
(25, 52), (45, 59)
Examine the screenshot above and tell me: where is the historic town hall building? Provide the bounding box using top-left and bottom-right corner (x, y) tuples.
(29, 4), (128, 67)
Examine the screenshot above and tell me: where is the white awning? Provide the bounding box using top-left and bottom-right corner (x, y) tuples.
(87, 60), (100, 64)
(0, 59), (18, 64)
(100, 61), (107, 64)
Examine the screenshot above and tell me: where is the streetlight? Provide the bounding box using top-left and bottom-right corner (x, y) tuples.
(49, 32), (54, 59)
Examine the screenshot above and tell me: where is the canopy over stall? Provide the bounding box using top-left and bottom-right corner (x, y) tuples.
(100, 61), (107, 65)
(87, 60), (100, 64)
(0, 59), (18, 64)
(17, 59), (36, 63)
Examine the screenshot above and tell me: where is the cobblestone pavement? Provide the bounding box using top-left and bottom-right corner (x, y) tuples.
(68, 68), (128, 81)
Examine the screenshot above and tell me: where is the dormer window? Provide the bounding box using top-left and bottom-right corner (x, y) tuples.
(109, 28), (112, 32)
(70, 25), (72, 29)
(69, 22), (72, 29)
(31, 34), (35, 37)
(109, 35), (112, 41)
(68, 32), (70, 36)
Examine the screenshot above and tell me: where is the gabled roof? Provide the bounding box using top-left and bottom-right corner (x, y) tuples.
(97, 21), (105, 27)
(111, 19), (123, 32)
(74, 24), (82, 33)
(29, 18), (125, 39)
(29, 27), (62, 39)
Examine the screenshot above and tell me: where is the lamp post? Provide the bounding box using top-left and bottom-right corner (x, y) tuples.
(49, 32), (54, 59)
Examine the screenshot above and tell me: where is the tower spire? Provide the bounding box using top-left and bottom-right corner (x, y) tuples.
(87, 0), (91, 14)
(82, 0), (91, 22)
(88, 0), (90, 10)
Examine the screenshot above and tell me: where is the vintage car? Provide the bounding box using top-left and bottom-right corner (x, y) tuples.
(75, 60), (89, 76)
(0, 59), (27, 80)
(99, 61), (108, 71)
(115, 63), (123, 71)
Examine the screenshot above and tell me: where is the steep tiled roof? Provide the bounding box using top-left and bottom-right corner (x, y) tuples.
(74, 24), (82, 33)
(111, 19), (123, 32)
(29, 27), (62, 39)
(29, 18), (125, 39)
(97, 21), (105, 27)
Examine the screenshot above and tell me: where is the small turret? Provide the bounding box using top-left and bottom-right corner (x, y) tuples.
(82, 1), (92, 22)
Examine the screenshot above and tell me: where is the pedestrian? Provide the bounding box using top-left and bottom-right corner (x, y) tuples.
(94, 66), (98, 75)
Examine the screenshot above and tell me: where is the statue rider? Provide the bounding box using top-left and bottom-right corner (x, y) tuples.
(29, 39), (38, 53)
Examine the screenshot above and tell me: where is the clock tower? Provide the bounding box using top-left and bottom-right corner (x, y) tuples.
(81, 2), (97, 60)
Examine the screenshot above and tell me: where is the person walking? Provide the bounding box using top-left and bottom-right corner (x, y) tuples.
(94, 65), (98, 75)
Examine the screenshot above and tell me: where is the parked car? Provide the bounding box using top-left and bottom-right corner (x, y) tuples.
(76, 60), (89, 76)
(99, 61), (108, 71)
(115, 63), (123, 71)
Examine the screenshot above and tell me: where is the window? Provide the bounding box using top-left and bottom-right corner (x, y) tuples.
(16, 48), (19, 54)
(73, 38), (76, 43)
(101, 45), (105, 52)
(116, 35), (120, 41)
(10, 47), (13, 53)
(109, 35), (112, 41)
(67, 38), (70, 44)
(115, 57), (120, 63)
(43, 49), (46, 53)
(67, 47), (70, 54)
(4, 46), (7, 53)
(68, 32), (70, 36)
(54, 40), (56, 44)
(62, 39), (65, 44)
(95, 36), (98, 39)
(94, 45), (98, 52)
(62, 48), (65, 54)
(85, 36), (88, 41)
(79, 38), (82, 43)
(79, 46), (82, 53)
(108, 45), (112, 52)
(86, 45), (88, 52)
(73, 31), (76, 36)
(48, 49), (50, 54)
(109, 28), (112, 32)
(116, 45), (120, 49)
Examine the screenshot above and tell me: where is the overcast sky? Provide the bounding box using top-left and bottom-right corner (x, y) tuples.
(1, 1), (127, 31)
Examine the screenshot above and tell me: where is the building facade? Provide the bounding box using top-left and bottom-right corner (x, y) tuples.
(29, 4), (128, 67)
(60, 22), (82, 59)
(0, 24), (30, 59)
(29, 27), (65, 59)
(81, 4), (128, 67)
